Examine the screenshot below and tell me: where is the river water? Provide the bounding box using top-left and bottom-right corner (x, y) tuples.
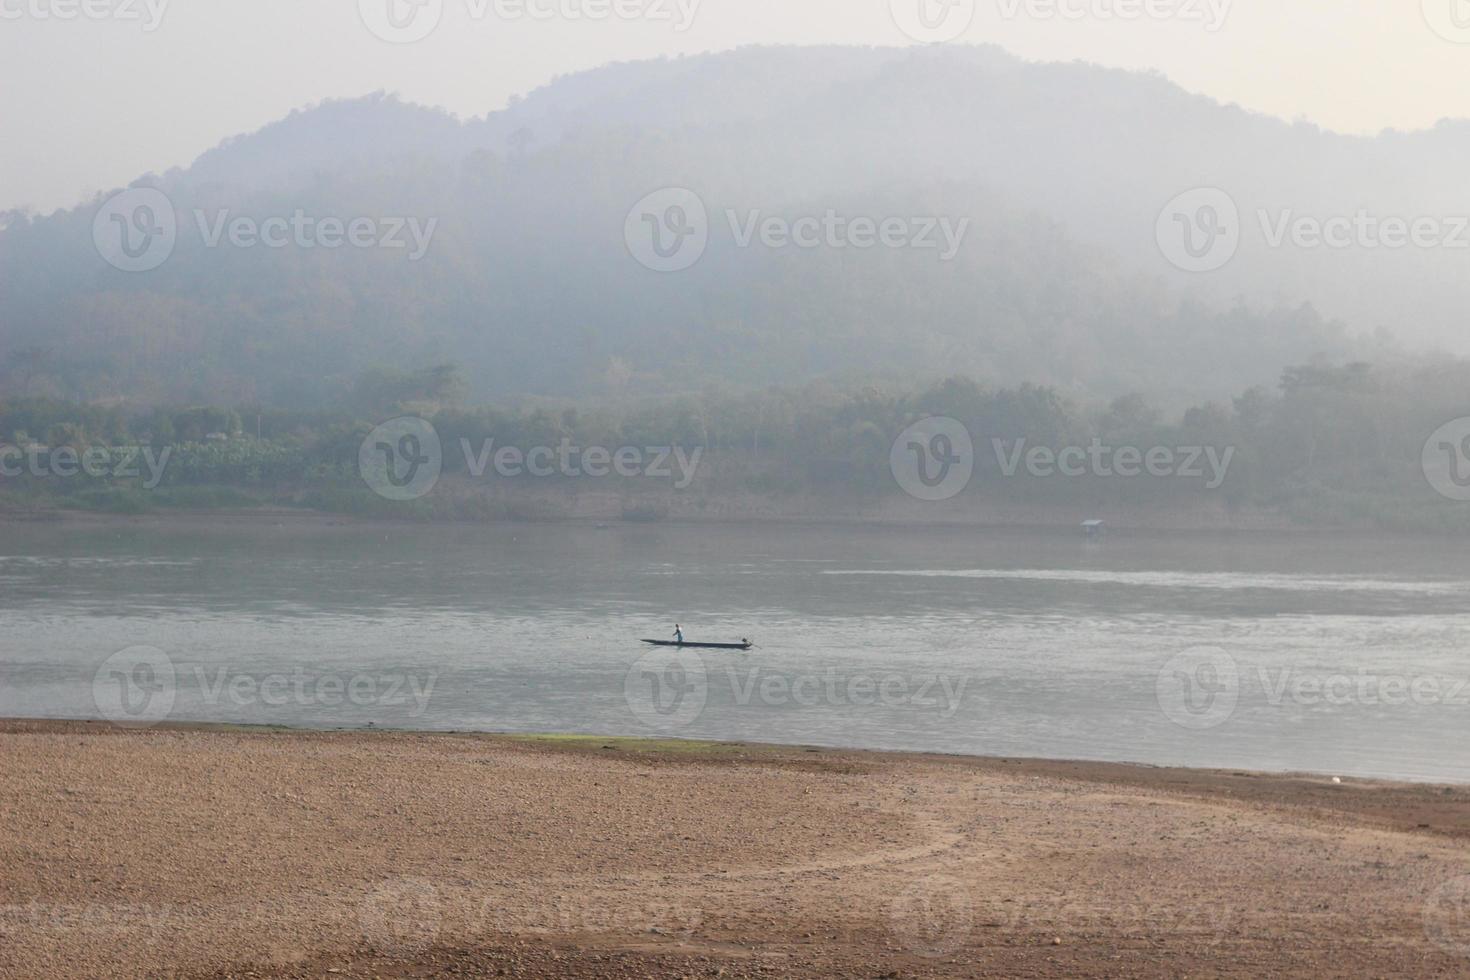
(2, 520), (1467, 782)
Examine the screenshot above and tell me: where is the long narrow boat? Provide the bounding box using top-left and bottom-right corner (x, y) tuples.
(642, 639), (753, 650)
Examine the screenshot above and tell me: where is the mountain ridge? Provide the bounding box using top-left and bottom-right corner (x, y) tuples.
(6, 44), (1460, 409)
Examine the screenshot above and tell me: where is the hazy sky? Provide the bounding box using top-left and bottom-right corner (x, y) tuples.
(3, 0), (1468, 214)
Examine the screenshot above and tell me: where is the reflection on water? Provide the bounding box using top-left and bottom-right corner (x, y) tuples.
(1, 521), (1467, 783)
(824, 568), (1470, 596)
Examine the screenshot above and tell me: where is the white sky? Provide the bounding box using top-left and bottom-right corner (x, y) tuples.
(2, 0), (1468, 214)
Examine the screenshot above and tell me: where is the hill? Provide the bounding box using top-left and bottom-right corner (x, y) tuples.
(11, 45), (1463, 408)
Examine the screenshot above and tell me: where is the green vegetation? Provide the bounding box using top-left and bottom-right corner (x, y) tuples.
(501, 734), (761, 757)
(3, 358), (1469, 531)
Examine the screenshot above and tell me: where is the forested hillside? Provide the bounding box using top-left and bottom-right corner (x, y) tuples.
(14, 45), (1467, 408)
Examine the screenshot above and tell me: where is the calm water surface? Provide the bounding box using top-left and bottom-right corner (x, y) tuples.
(2, 521), (1467, 782)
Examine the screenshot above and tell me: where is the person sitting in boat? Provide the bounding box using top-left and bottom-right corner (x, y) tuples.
(673, 624), (684, 645)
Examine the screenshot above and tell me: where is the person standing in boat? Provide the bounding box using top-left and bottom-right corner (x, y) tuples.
(673, 624), (684, 645)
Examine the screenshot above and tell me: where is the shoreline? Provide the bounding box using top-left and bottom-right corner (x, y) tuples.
(0, 503), (1442, 537)
(8, 717), (1470, 837)
(5, 719), (1469, 978)
(11, 713), (1470, 791)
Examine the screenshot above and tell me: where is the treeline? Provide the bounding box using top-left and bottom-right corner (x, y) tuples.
(3, 359), (1469, 530)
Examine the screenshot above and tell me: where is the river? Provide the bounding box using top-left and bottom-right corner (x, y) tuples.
(2, 520), (1467, 782)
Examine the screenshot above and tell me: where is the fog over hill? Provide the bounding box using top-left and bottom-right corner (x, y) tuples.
(5, 44), (1464, 409)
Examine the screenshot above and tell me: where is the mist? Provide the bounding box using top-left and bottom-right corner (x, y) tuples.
(5, 7), (1470, 979)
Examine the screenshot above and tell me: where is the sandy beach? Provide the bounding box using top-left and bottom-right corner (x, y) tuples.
(2, 720), (1469, 978)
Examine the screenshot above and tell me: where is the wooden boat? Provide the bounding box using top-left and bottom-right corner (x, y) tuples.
(642, 639), (753, 650)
